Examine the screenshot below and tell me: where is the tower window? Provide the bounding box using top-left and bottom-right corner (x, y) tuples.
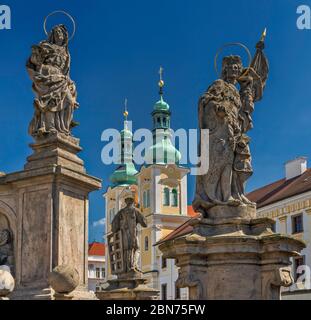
(143, 190), (151, 208)
(144, 236), (149, 251)
(171, 189), (178, 207)
(147, 189), (150, 207)
(143, 191), (147, 208)
(163, 187), (170, 206)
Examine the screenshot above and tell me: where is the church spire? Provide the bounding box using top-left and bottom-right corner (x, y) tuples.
(144, 67), (181, 165)
(123, 98), (129, 122)
(110, 99), (138, 187)
(158, 66), (165, 97)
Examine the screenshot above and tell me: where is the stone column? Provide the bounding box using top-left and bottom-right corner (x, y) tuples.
(159, 211), (305, 300)
(4, 133), (101, 300)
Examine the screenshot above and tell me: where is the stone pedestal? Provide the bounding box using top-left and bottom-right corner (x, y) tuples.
(97, 277), (159, 300)
(0, 133), (101, 300)
(159, 207), (305, 300)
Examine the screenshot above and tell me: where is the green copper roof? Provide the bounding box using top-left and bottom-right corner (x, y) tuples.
(120, 120), (133, 139)
(110, 163), (138, 186)
(154, 96), (170, 111)
(109, 118), (137, 187)
(146, 91), (181, 164)
(145, 137), (181, 165)
(120, 128), (133, 139)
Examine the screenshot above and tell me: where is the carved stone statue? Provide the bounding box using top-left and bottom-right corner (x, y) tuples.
(26, 24), (79, 137)
(193, 38), (269, 216)
(110, 192), (147, 276)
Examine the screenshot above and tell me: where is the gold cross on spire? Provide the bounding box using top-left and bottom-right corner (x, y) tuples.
(123, 98), (129, 120)
(159, 66), (163, 80)
(260, 27), (267, 42)
(158, 66), (164, 96)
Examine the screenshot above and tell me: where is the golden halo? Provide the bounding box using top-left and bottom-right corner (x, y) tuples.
(214, 42), (251, 78)
(43, 10), (76, 41)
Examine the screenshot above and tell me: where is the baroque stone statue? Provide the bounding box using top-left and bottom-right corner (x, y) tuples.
(26, 24), (79, 137)
(110, 192), (147, 276)
(193, 36), (269, 216)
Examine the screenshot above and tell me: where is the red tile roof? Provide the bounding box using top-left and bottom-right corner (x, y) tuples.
(88, 242), (105, 256)
(187, 205), (198, 217)
(247, 168), (311, 208)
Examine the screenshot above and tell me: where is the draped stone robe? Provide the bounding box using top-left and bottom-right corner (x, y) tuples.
(111, 204), (147, 274)
(194, 78), (255, 213)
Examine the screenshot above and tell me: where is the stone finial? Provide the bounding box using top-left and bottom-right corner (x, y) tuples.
(0, 265), (15, 299)
(48, 265), (79, 295)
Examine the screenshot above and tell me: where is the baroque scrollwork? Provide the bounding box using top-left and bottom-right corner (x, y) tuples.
(176, 272), (204, 300)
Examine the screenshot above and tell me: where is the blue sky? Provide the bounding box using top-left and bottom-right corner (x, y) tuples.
(1, 0), (311, 242)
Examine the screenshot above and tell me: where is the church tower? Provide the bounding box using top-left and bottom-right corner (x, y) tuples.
(145, 67), (181, 165)
(104, 102), (138, 281)
(137, 68), (190, 299)
(110, 99), (138, 187)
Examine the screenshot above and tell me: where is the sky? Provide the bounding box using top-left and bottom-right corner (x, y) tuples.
(1, 0), (311, 242)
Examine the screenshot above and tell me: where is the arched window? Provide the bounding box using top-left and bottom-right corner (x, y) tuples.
(145, 236), (149, 251)
(163, 187), (170, 206)
(146, 190), (150, 208)
(171, 189), (178, 207)
(143, 191), (147, 208)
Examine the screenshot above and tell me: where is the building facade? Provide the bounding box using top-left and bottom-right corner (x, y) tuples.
(88, 242), (106, 292)
(103, 75), (190, 299)
(248, 157), (311, 299)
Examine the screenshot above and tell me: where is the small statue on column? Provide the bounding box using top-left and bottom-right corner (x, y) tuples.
(110, 189), (147, 276)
